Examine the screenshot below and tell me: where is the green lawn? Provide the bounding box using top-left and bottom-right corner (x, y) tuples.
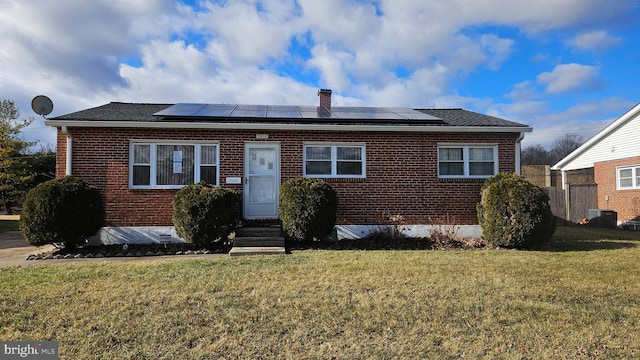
(1, 226), (639, 359)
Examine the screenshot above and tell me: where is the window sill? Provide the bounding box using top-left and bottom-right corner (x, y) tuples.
(317, 177), (367, 183)
(438, 177), (488, 183)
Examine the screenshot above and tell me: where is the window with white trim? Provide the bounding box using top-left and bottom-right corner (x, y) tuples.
(130, 142), (219, 188)
(304, 144), (365, 178)
(438, 145), (498, 178)
(617, 165), (640, 189)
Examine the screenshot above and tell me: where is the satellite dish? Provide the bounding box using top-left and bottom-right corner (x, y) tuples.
(31, 95), (54, 117)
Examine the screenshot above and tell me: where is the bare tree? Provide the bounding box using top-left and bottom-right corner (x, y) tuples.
(549, 133), (584, 165)
(521, 133), (585, 165)
(521, 144), (550, 165)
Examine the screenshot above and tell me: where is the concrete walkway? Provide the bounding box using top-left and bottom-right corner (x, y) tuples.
(0, 230), (228, 268)
(0, 215), (233, 267)
(0, 231), (56, 267)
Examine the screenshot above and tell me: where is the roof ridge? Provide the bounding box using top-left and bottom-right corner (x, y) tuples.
(416, 108), (463, 110)
(110, 101), (174, 105)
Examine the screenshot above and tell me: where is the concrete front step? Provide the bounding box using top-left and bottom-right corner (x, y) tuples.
(235, 226), (283, 238)
(233, 237), (285, 247)
(229, 246), (286, 256)
(230, 225), (287, 256)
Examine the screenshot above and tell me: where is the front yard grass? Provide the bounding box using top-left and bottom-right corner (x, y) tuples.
(1, 226), (639, 359)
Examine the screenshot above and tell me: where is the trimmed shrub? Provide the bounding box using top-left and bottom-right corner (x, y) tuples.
(477, 172), (556, 249)
(20, 176), (103, 248)
(278, 177), (338, 241)
(173, 182), (239, 247)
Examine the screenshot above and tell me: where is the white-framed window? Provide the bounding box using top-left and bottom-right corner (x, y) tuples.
(438, 145), (498, 178)
(617, 165), (640, 190)
(304, 144), (366, 178)
(130, 142), (219, 189)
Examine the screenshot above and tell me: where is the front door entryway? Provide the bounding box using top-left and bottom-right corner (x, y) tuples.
(244, 143), (280, 219)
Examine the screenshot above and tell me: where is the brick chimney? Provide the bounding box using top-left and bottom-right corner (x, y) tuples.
(318, 89), (332, 108)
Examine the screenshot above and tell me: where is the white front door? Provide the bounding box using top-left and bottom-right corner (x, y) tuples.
(244, 143), (280, 219)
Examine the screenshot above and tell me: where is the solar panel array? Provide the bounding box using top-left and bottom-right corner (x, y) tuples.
(154, 103), (443, 123)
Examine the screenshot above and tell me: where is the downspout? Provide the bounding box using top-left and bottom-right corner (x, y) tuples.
(562, 170), (570, 221)
(61, 126), (72, 176)
(515, 132), (524, 175)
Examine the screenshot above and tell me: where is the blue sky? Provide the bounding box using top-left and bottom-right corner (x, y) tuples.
(1, 0), (639, 149)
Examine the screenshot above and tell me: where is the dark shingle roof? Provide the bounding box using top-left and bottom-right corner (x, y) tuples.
(50, 102), (530, 129)
(51, 103), (172, 122)
(417, 109), (529, 127)
(152, 103), (447, 125)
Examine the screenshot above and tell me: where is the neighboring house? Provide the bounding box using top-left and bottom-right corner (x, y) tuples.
(45, 90), (531, 243)
(552, 103), (640, 225)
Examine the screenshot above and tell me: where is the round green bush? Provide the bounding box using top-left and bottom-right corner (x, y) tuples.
(476, 172), (556, 248)
(278, 177), (338, 242)
(19, 176), (104, 248)
(173, 182), (239, 247)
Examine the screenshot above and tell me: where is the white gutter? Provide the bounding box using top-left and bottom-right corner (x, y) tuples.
(61, 126), (72, 176)
(45, 120), (532, 134)
(562, 170), (570, 220)
(515, 132), (525, 175)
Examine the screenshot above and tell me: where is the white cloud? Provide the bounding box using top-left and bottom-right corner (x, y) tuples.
(507, 98), (636, 148)
(450, 0), (635, 34)
(487, 100), (548, 124)
(0, 0), (186, 90)
(357, 64), (454, 107)
(0, 0), (637, 151)
(298, 0), (380, 49)
(505, 81), (540, 102)
(0, 0), (195, 120)
(480, 34), (515, 70)
(441, 34), (514, 73)
(306, 45), (354, 92)
(198, 0), (302, 66)
(531, 53), (549, 63)
(567, 30), (621, 52)
(538, 97), (635, 123)
(537, 63), (604, 94)
(119, 41), (319, 105)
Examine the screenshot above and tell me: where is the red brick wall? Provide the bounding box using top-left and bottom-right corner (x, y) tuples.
(594, 156), (640, 222)
(55, 131), (68, 176)
(56, 127), (520, 226)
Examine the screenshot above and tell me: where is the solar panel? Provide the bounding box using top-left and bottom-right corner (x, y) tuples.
(153, 103), (444, 123)
(266, 106), (301, 119)
(386, 107), (441, 120)
(367, 111), (400, 120)
(385, 107), (416, 113)
(266, 111), (302, 118)
(298, 106), (336, 119)
(193, 104), (237, 117)
(402, 112), (441, 120)
(154, 103), (206, 116)
(331, 110), (371, 119)
(268, 105), (298, 111)
(230, 105), (268, 118)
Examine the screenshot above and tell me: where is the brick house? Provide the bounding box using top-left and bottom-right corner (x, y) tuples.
(45, 90), (531, 243)
(552, 103), (640, 226)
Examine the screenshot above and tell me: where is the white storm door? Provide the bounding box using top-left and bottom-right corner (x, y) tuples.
(244, 143), (280, 219)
